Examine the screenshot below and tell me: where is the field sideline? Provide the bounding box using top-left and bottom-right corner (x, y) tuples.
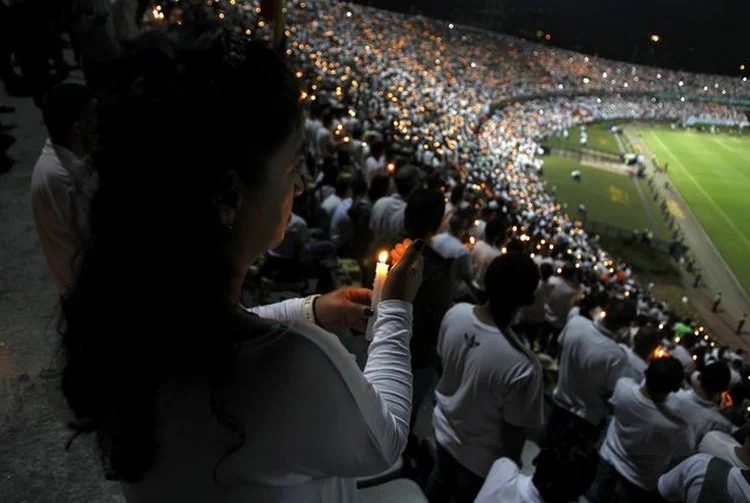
(639, 128), (750, 294)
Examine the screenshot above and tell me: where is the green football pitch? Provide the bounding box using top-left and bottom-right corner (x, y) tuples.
(541, 154), (669, 240)
(639, 128), (750, 293)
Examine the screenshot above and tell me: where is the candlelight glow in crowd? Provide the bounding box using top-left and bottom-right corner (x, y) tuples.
(10, 0), (750, 502)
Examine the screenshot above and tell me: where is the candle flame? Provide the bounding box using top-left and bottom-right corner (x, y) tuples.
(378, 251), (388, 264)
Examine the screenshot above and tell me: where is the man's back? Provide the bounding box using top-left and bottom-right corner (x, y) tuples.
(667, 389), (735, 450)
(600, 378), (690, 491)
(544, 275), (581, 328)
(553, 315), (627, 426)
(369, 195), (406, 244)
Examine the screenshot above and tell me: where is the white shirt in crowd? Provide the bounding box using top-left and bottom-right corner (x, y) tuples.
(667, 388), (736, 451)
(432, 233), (473, 300)
(658, 453), (750, 503)
(618, 344), (648, 382)
(433, 304), (544, 477)
(123, 299), (414, 503)
(470, 239), (500, 292)
(599, 377), (692, 491)
(330, 198), (353, 247)
(364, 155), (385, 184)
(369, 194), (406, 243)
(316, 126), (334, 159)
(544, 276), (582, 329)
(699, 431), (750, 469)
(474, 458), (544, 503)
(320, 193), (342, 217)
(523, 279), (554, 324)
(553, 316), (628, 426)
(305, 117), (323, 159)
(671, 344), (697, 375)
(31, 139), (99, 297)
(268, 213), (309, 260)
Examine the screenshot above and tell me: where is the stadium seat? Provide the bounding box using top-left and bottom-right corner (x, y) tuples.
(357, 478), (428, 503)
(356, 456), (404, 488)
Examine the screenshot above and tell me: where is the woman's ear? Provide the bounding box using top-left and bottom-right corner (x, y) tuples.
(213, 171), (243, 228)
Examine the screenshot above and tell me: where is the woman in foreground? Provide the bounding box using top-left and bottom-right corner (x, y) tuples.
(61, 27), (423, 502)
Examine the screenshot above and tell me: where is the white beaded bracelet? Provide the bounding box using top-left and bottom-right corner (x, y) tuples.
(303, 294), (321, 325)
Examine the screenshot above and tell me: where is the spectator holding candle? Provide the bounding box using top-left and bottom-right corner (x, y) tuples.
(59, 28), (426, 503)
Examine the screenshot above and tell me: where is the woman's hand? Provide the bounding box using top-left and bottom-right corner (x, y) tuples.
(382, 239), (424, 303)
(314, 288), (373, 333)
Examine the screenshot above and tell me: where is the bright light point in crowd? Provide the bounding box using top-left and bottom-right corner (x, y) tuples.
(470, 237), (476, 245)
(741, 64), (746, 71)
(557, 268), (562, 274)
(544, 33), (551, 41)
(678, 80), (684, 86)
(474, 219), (480, 226)
(693, 355), (698, 361)
(602, 72), (608, 78)
(744, 77), (748, 82)
(657, 73), (662, 79)
(680, 97), (685, 102)
(582, 77), (590, 84)
(530, 253), (535, 258)
(386, 163), (395, 173)
(600, 311), (606, 320)
(471, 62), (476, 68)
(501, 247), (507, 255)
(704, 86), (708, 91)
(378, 251), (388, 263)
(435, 59), (441, 65)
(448, 23), (454, 29)
(346, 11), (352, 17)
(658, 323), (664, 330)
(558, 84), (564, 90)
(650, 34), (660, 43)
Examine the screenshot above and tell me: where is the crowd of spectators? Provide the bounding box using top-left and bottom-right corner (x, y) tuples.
(12, 1), (750, 502)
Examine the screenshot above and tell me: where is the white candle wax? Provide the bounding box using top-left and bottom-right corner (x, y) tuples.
(365, 251), (390, 341)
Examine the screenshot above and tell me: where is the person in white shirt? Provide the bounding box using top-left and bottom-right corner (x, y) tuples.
(518, 263), (554, 348)
(544, 297), (635, 451)
(700, 430), (750, 470)
(320, 175), (352, 217)
(426, 253), (544, 503)
(658, 453), (750, 503)
(541, 264), (583, 354)
(592, 357), (692, 502)
(364, 142), (386, 185)
(58, 32), (426, 503)
(619, 325), (660, 382)
(667, 361), (735, 450)
(315, 111), (335, 161)
(31, 82), (99, 298)
(470, 215), (509, 293)
(369, 164), (421, 244)
(304, 106), (323, 162)
(329, 181), (354, 250)
(475, 442), (599, 503)
(432, 213), (474, 302)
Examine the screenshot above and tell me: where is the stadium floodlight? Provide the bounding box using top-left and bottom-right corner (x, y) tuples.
(650, 34), (660, 43)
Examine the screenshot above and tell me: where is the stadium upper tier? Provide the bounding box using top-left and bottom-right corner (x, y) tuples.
(282, 2), (749, 108)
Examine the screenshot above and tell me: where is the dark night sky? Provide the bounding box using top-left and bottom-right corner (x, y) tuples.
(355, 0), (749, 77)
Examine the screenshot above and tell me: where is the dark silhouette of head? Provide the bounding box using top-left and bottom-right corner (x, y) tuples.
(484, 215), (510, 247)
(485, 252), (540, 328)
(633, 326), (660, 360)
(405, 188), (445, 240)
(602, 296), (637, 333)
(645, 357), (684, 402)
(533, 443), (599, 503)
(699, 361), (731, 398)
(42, 82), (98, 154)
(368, 174), (390, 202)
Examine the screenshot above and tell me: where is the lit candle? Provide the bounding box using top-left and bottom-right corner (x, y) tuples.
(365, 251), (390, 341)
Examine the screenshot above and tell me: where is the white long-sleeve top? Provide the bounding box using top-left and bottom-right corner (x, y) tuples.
(123, 299), (413, 503)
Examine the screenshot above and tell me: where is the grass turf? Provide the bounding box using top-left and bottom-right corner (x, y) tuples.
(542, 155), (664, 236)
(639, 128), (750, 293)
(544, 121), (626, 156)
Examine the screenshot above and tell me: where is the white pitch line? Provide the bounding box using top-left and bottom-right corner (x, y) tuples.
(649, 132), (750, 247)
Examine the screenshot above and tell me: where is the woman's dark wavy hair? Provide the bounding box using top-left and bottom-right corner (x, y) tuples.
(60, 26), (302, 483)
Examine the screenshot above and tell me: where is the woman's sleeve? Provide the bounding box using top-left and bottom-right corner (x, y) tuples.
(246, 298), (304, 322)
(240, 300), (414, 479)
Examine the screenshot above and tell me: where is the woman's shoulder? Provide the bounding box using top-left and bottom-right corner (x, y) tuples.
(230, 311), (358, 378)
